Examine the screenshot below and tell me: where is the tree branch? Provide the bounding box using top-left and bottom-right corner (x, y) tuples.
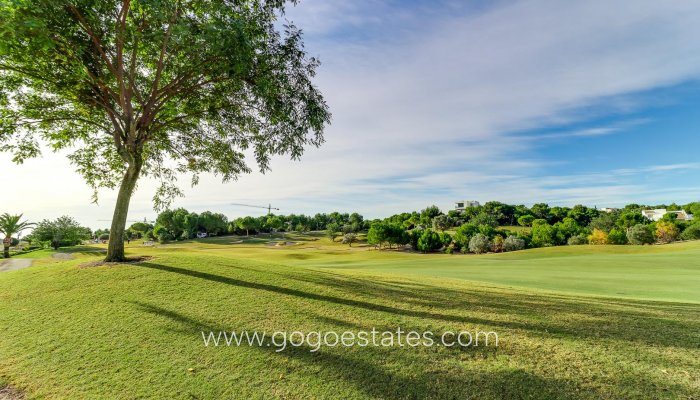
(115, 0), (131, 115)
(66, 4), (119, 78)
(12, 117), (110, 131)
(141, 4), (180, 132)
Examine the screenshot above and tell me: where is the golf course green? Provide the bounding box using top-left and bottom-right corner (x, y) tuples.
(1, 235), (698, 399)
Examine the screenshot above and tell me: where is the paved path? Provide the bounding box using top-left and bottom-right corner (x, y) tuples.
(0, 258), (33, 272)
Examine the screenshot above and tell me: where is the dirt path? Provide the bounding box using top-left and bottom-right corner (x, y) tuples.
(52, 253), (74, 260)
(0, 384), (24, 399)
(0, 258), (33, 272)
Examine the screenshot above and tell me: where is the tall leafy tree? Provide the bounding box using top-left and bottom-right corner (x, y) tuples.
(567, 204), (598, 227)
(153, 208), (196, 240)
(530, 203), (551, 221)
(236, 216), (258, 236)
(0, 213), (34, 258)
(31, 216), (90, 250)
(197, 211), (227, 235)
(265, 215), (282, 235)
(0, 1), (330, 261)
(419, 205), (442, 226)
(325, 222), (340, 242)
(431, 214), (453, 231)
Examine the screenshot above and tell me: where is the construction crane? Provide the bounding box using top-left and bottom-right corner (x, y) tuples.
(97, 217), (155, 224)
(230, 202), (279, 216)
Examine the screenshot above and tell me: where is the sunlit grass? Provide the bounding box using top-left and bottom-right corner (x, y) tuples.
(0, 235), (698, 398)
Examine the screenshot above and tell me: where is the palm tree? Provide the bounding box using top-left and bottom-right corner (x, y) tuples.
(0, 213), (34, 258)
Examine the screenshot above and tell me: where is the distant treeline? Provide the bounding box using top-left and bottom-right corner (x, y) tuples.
(366, 201), (700, 253)
(113, 209), (369, 243)
(114, 201), (700, 253)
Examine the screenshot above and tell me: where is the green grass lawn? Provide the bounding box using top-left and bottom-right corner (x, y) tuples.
(0, 236), (698, 399)
(177, 235), (700, 303)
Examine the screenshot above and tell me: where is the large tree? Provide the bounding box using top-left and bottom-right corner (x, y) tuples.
(236, 215), (258, 236)
(31, 216), (91, 250)
(0, 0), (330, 261)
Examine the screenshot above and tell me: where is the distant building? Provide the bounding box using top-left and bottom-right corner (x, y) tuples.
(641, 209), (693, 222)
(455, 200), (480, 212)
(599, 207), (620, 213)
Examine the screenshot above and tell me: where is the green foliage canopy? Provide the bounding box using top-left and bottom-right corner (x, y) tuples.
(0, 0), (330, 260)
(31, 216), (90, 249)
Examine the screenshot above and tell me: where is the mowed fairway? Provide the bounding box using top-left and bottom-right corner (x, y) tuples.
(179, 234), (700, 303)
(0, 236), (699, 399)
(292, 243), (700, 303)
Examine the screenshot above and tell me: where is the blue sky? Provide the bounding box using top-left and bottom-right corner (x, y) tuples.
(3, 0), (700, 227)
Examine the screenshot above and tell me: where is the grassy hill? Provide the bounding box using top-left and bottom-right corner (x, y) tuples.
(1, 236), (698, 399)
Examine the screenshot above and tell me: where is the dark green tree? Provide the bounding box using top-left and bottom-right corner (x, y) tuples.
(608, 229), (628, 245)
(419, 205), (442, 226)
(617, 212), (647, 230)
(453, 223), (479, 252)
(431, 214), (453, 231)
(517, 215), (535, 227)
(153, 208), (196, 241)
(265, 216), (283, 236)
(680, 223), (700, 240)
(530, 203), (551, 220)
(469, 212), (498, 228)
(531, 220), (563, 247)
(0, 0), (330, 261)
(683, 202), (700, 216)
(197, 211), (227, 235)
(326, 222), (340, 242)
(32, 216), (90, 250)
(127, 221), (152, 239)
(589, 211), (620, 232)
(549, 206), (570, 224)
(627, 224), (654, 245)
(416, 229), (443, 253)
(367, 222), (408, 249)
(237, 216), (258, 237)
(567, 205), (598, 226)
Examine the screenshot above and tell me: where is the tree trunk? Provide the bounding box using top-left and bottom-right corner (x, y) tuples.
(105, 163), (142, 262)
(2, 240), (9, 258)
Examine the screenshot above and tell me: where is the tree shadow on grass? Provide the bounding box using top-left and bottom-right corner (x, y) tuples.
(130, 300), (592, 400)
(135, 261), (700, 350)
(131, 300), (699, 400)
(278, 268), (700, 349)
(267, 344), (586, 400)
(137, 262), (477, 325)
(58, 245), (106, 254)
(302, 270), (700, 350)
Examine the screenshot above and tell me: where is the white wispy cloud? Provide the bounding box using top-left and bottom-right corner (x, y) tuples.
(3, 0), (700, 227)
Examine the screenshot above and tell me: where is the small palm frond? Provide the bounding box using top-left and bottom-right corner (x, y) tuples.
(0, 213), (35, 236)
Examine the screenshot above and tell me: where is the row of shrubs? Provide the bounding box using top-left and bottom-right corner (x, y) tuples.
(366, 222), (526, 254)
(568, 222), (698, 246)
(366, 218), (700, 255)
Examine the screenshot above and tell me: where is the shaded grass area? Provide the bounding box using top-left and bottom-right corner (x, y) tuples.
(0, 245), (699, 399)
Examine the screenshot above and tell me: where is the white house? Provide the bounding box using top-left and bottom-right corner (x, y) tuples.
(599, 207), (620, 213)
(641, 209), (693, 222)
(455, 200), (480, 211)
